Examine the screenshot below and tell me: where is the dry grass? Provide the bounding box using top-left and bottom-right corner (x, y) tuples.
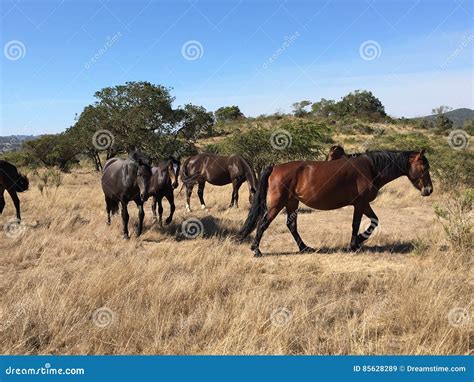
(0, 169), (471, 355)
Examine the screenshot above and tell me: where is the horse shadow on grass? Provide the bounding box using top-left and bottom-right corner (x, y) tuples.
(263, 241), (416, 257)
(142, 215), (250, 243)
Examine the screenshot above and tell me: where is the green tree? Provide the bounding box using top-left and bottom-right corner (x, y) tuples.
(292, 100), (312, 117)
(311, 98), (337, 118)
(214, 105), (244, 122)
(338, 90), (386, 120)
(432, 106), (453, 132)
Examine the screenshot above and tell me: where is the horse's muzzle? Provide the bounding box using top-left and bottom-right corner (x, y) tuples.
(421, 186), (433, 196)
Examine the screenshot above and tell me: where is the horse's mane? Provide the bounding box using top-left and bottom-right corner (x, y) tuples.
(364, 151), (412, 179)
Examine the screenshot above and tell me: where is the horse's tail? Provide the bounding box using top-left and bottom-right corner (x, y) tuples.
(15, 173), (29, 193)
(238, 165), (273, 239)
(180, 157), (199, 187)
(106, 196), (120, 215)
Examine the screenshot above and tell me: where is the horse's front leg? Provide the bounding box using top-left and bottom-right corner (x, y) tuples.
(357, 204), (379, 245)
(157, 198), (163, 227)
(350, 205), (363, 251)
(135, 202), (145, 236)
(7, 189), (21, 221)
(151, 196), (157, 221)
(121, 201), (130, 239)
(0, 190), (5, 215)
(165, 192), (175, 225)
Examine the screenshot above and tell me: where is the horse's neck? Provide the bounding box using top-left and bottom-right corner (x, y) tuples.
(374, 164), (407, 189)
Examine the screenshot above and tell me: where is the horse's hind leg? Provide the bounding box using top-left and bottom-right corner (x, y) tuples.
(286, 200), (314, 253)
(251, 205), (284, 257)
(105, 197), (112, 225)
(185, 184), (194, 212)
(229, 178), (244, 208)
(164, 192), (175, 225)
(197, 181), (206, 210)
(7, 189), (20, 221)
(357, 204), (379, 245)
(121, 201), (130, 239)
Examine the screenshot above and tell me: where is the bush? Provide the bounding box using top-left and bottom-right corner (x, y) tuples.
(217, 120), (332, 173)
(434, 189), (473, 250)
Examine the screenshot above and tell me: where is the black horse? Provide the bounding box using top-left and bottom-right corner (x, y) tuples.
(101, 152), (153, 239)
(150, 157), (180, 226)
(180, 154), (258, 212)
(0, 160), (29, 221)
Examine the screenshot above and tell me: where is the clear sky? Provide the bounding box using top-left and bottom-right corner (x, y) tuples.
(1, 0), (473, 136)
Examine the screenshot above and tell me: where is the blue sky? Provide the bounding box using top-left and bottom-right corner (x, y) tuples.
(1, 0), (473, 136)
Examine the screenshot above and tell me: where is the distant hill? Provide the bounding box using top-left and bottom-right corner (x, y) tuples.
(415, 108), (474, 127)
(0, 135), (37, 153)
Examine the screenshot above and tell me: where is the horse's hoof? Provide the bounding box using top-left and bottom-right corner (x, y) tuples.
(123, 234), (130, 240)
(254, 249), (263, 258)
(349, 243), (361, 252)
(186, 206), (192, 213)
(201, 204), (207, 210)
(165, 219), (172, 225)
(300, 246), (315, 253)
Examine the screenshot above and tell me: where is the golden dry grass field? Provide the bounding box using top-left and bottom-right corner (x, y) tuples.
(0, 167), (472, 355)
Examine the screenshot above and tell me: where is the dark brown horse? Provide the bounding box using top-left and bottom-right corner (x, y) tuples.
(101, 152), (153, 239)
(150, 157), (180, 226)
(0, 160), (29, 221)
(240, 150), (433, 257)
(326, 145), (361, 161)
(181, 153), (258, 212)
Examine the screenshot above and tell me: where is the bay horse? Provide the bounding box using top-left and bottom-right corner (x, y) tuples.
(239, 150), (433, 257)
(180, 153), (258, 212)
(0, 160), (29, 221)
(101, 152), (153, 239)
(149, 157), (180, 226)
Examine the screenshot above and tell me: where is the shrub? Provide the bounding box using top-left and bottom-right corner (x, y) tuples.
(434, 189), (473, 250)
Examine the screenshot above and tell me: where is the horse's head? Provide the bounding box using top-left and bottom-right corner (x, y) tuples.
(167, 157), (180, 189)
(327, 145), (346, 161)
(407, 149), (433, 197)
(16, 173), (29, 192)
(130, 152), (153, 202)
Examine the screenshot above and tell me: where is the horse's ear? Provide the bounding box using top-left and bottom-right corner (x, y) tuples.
(419, 148), (426, 156)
